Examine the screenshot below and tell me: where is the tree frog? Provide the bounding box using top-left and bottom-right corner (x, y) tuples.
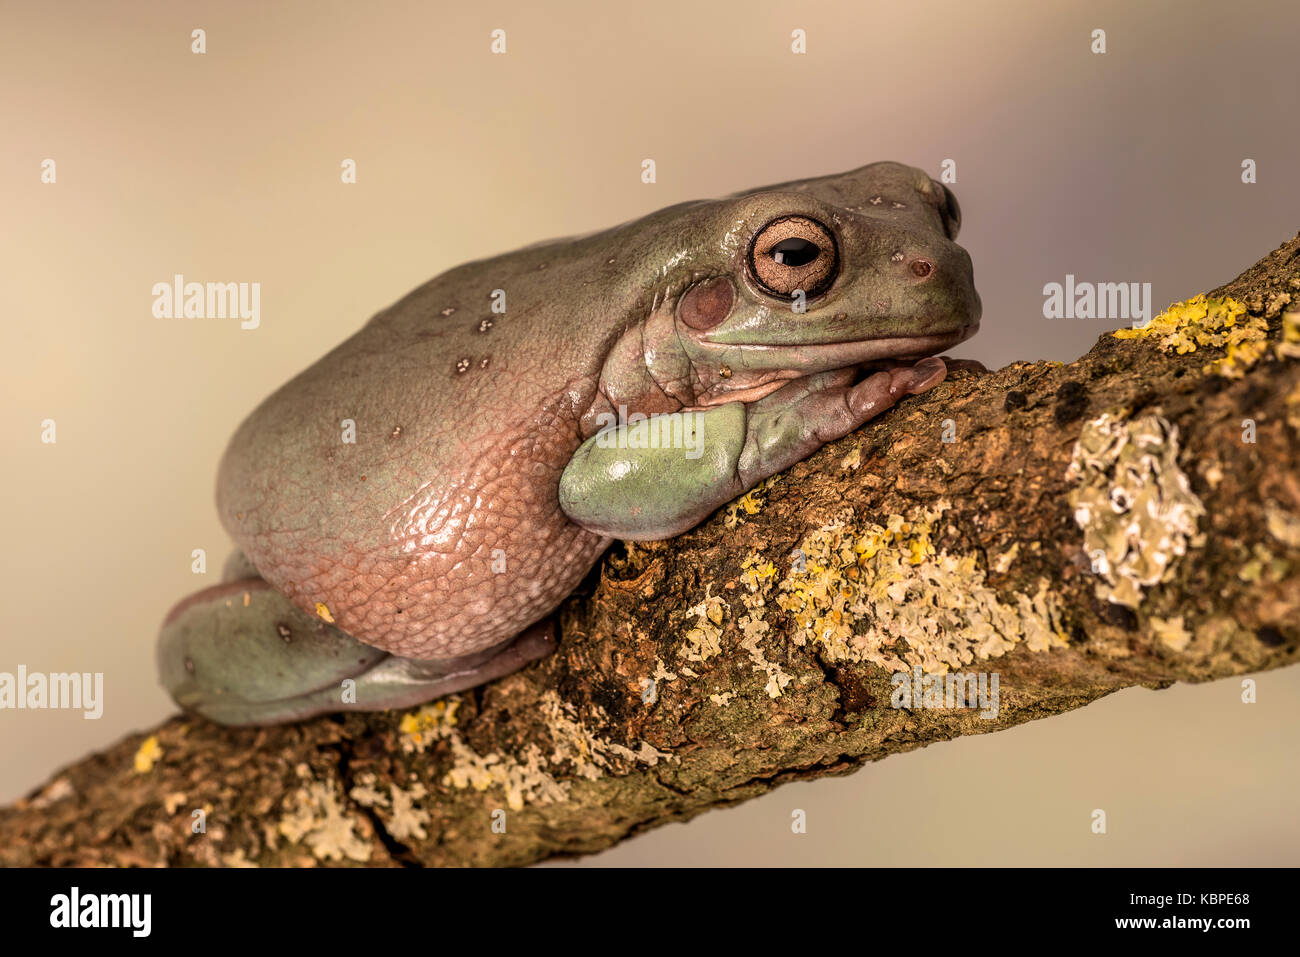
(158, 161), (981, 725)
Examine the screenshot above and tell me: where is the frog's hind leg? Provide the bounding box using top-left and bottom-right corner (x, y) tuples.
(157, 576), (554, 726)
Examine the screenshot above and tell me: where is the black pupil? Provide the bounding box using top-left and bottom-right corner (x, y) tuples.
(770, 237), (819, 267)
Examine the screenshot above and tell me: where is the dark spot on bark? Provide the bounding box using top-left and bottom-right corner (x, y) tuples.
(1256, 626), (1287, 647)
(276, 623), (292, 642)
(1004, 390), (1027, 412)
(831, 666), (876, 718)
(1069, 622), (1088, 645)
(590, 684), (628, 722)
(1130, 390), (1157, 412)
(1054, 380), (1089, 426)
(184, 657), (195, 674)
(1097, 600), (1138, 631)
(1240, 381), (1270, 410)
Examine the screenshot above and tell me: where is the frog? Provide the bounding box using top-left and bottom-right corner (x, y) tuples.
(157, 160), (981, 726)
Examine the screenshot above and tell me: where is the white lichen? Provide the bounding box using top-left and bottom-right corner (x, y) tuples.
(679, 586), (728, 662)
(28, 777), (74, 809)
(774, 504), (1068, 673)
(1066, 411), (1206, 608)
(1149, 615), (1192, 653)
(443, 738), (566, 812)
(1266, 504), (1300, 549)
(437, 690), (673, 811)
(348, 774), (432, 842)
(736, 554), (794, 696)
(278, 774), (372, 863)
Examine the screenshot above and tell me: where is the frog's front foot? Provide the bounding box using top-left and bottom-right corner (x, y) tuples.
(157, 578), (554, 726)
(735, 357), (947, 490)
(559, 356), (946, 540)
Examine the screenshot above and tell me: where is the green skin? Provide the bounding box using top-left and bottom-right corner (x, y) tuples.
(158, 161), (981, 725)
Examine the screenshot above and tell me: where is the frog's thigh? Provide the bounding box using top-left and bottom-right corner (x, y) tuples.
(157, 578), (553, 726)
(559, 404), (748, 540)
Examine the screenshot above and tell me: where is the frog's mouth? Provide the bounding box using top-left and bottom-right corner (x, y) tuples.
(690, 323), (979, 407)
(702, 323), (979, 368)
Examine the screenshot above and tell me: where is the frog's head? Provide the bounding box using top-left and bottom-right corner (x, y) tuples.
(653, 161), (980, 402)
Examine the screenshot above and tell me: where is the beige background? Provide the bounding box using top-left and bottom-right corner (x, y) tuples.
(2, 0), (1297, 864)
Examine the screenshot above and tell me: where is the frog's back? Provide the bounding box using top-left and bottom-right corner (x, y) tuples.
(216, 240), (631, 659)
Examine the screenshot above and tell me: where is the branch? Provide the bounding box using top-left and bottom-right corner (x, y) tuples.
(5, 235), (1299, 868)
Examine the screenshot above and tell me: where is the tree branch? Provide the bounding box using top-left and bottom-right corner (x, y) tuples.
(4, 235), (1299, 867)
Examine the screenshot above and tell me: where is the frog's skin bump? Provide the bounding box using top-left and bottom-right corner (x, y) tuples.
(157, 161), (981, 725)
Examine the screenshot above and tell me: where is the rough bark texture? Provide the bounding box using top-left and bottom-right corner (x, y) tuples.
(4, 235), (1299, 868)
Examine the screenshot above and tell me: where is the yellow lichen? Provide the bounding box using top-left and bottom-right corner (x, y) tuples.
(399, 696), (461, 753)
(1287, 380), (1300, 434)
(1066, 411), (1206, 608)
(1113, 294), (1268, 377)
(774, 504), (1067, 673)
(1238, 543), (1289, 583)
(1277, 309), (1300, 360)
(314, 601), (335, 623)
(724, 476), (777, 527)
(133, 735), (162, 774)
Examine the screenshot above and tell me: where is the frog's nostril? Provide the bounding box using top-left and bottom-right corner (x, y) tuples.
(910, 258), (934, 279)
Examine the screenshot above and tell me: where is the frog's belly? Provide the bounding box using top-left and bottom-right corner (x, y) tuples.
(218, 390), (610, 659)
(227, 447), (608, 659)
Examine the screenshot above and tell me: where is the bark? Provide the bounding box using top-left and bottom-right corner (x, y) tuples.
(4, 235), (1299, 868)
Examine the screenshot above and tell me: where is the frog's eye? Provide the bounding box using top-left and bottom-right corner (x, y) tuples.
(748, 216), (838, 300)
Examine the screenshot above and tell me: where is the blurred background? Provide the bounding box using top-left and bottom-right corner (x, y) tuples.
(2, 0), (1297, 864)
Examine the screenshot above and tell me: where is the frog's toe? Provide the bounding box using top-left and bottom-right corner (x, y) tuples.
(158, 579), (555, 726)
